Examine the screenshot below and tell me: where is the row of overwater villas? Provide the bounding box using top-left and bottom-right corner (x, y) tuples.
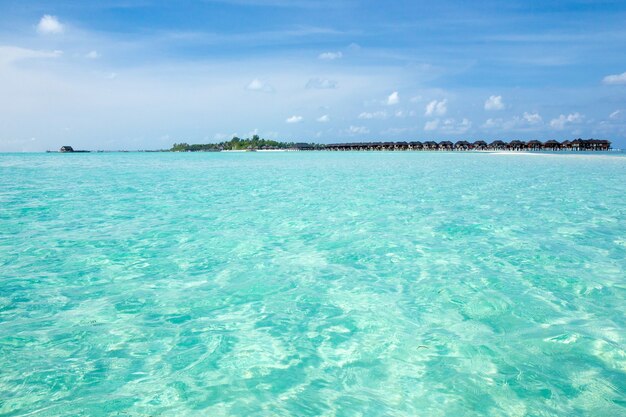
(320, 139), (611, 151)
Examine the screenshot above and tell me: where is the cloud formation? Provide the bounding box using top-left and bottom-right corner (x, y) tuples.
(386, 91), (399, 105)
(246, 78), (274, 92)
(550, 113), (583, 129)
(523, 112), (542, 124)
(317, 115), (330, 122)
(0, 46), (62, 65)
(358, 111), (387, 119)
(425, 99), (447, 116)
(318, 51), (342, 60)
(348, 125), (369, 134)
(37, 15), (64, 35)
(424, 118), (471, 134)
(484, 95), (505, 110)
(286, 115), (303, 123)
(85, 50), (100, 59)
(602, 71), (626, 85)
(305, 78), (337, 89)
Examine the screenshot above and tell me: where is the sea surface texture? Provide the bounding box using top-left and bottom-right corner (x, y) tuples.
(1, 152), (625, 416)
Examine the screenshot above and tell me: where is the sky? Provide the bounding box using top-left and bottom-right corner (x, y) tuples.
(1, 0), (625, 151)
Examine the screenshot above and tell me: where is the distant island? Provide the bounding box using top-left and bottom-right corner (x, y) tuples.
(171, 135), (322, 152)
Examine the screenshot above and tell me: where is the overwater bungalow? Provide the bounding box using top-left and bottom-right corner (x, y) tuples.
(322, 138), (610, 152)
(588, 139), (611, 150)
(543, 140), (561, 150)
(509, 140), (526, 150)
(473, 140), (488, 150)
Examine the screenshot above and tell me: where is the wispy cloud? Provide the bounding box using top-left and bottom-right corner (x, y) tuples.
(317, 114), (330, 122)
(37, 15), (64, 35)
(358, 111), (387, 119)
(286, 115), (303, 123)
(550, 113), (584, 129)
(305, 78), (337, 89)
(482, 112), (544, 131)
(348, 125), (369, 134)
(246, 78), (274, 92)
(424, 118), (471, 134)
(603, 71), (626, 85)
(85, 50), (100, 59)
(0, 46), (62, 65)
(318, 51), (342, 60)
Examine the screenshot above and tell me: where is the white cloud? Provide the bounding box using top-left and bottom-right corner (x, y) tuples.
(37, 15), (64, 35)
(394, 110), (414, 118)
(358, 111), (387, 119)
(425, 118), (471, 134)
(386, 91), (399, 105)
(348, 125), (369, 134)
(0, 46), (62, 65)
(318, 51), (342, 60)
(381, 127), (416, 135)
(482, 112), (544, 131)
(484, 95), (505, 111)
(286, 115), (303, 123)
(425, 99), (447, 116)
(246, 78), (274, 92)
(602, 71), (626, 85)
(523, 112), (542, 124)
(550, 113), (584, 129)
(85, 50), (100, 59)
(482, 118), (501, 129)
(609, 110), (622, 119)
(305, 78), (337, 89)
(317, 114), (330, 122)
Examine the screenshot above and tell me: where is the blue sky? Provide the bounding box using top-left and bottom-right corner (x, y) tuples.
(1, 0), (625, 151)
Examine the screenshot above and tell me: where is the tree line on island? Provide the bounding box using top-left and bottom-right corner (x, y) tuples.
(170, 136), (611, 152)
(171, 135), (322, 152)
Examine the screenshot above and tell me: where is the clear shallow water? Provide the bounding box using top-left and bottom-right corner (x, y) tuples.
(0, 151), (625, 416)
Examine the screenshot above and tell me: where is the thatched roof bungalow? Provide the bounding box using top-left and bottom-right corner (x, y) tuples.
(489, 140), (506, 149)
(454, 140), (471, 150)
(509, 140), (526, 150)
(473, 140), (488, 149)
(527, 140), (542, 150)
(543, 140), (561, 149)
(588, 139), (611, 150)
(438, 141), (454, 150)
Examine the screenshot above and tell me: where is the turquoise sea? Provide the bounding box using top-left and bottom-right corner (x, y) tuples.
(1, 151), (625, 416)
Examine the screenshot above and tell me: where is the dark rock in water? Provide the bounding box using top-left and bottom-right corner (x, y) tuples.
(60, 146), (74, 152)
